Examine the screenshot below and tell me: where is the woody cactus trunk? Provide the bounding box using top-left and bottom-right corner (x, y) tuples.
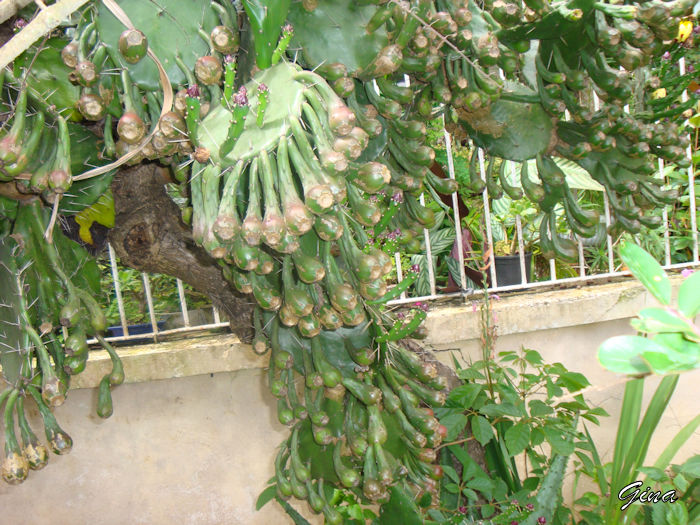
(0, 0), (697, 522)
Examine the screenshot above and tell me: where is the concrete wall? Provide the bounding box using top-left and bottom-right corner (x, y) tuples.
(1, 278), (698, 524)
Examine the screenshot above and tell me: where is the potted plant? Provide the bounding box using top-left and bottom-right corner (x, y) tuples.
(489, 196), (540, 287)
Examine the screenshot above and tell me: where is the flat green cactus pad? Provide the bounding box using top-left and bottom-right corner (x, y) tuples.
(457, 89), (554, 161)
(196, 62), (308, 164)
(14, 38), (81, 121)
(0, 238), (25, 386)
(287, 0), (390, 76)
(95, 0), (219, 91)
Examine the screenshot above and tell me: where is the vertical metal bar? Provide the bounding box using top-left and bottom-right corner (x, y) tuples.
(419, 193), (437, 296)
(478, 148), (498, 288)
(176, 278), (190, 327)
(659, 159), (672, 267)
(142, 272), (158, 340)
(213, 307), (221, 324)
(549, 258), (557, 281)
(443, 122), (467, 290)
(107, 243), (128, 337)
(603, 192), (615, 273)
(515, 214), (527, 285)
(394, 252), (406, 299)
(578, 238), (586, 278)
(679, 58), (698, 262)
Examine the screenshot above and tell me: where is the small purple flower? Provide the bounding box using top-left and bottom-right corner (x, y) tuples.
(257, 83), (269, 94)
(491, 294), (500, 301)
(392, 192), (404, 204)
(369, 195), (379, 203)
(12, 18), (27, 31)
(537, 518), (546, 525)
(511, 500), (519, 506)
(397, 312), (406, 320)
(187, 84), (201, 98)
(224, 54), (235, 64)
(681, 268), (695, 278)
(662, 51), (671, 60)
(694, 88), (700, 96)
(458, 506), (468, 514)
(687, 64), (695, 73)
(283, 23), (293, 34)
(367, 237), (375, 245)
(415, 301), (429, 312)
(233, 86), (248, 106)
(510, 521), (519, 525)
(526, 503), (534, 511)
(410, 264), (420, 274)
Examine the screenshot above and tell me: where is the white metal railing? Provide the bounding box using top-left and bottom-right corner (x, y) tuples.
(97, 105), (698, 344)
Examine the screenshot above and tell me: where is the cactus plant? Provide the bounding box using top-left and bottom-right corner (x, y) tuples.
(0, 0), (698, 522)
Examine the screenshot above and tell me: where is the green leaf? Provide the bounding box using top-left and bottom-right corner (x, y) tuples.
(505, 422), (530, 456)
(448, 383), (483, 408)
(378, 486), (424, 525)
(543, 427), (574, 456)
(441, 414), (469, 441)
(666, 501), (689, 525)
(619, 242), (671, 305)
(256, 485), (277, 510)
(559, 371), (591, 392)
(442, 464), (459, 483)
(638, 466), (668, 482)
(470, 415), (495, 446)
(276, 497), (312, 525)
(529, 399), (554, 417)
(641, 349), (699, 375)
(673, 473), (689, 493)
(633, 308), (695, 335)
(678, 270), (700, 318)
(597, 335), (655, 375)
(479, 402), (522, 417)
(679, 455), (700, 478)
(466, 476), (495, 495)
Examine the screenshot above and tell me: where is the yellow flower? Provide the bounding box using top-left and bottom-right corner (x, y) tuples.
(677, 20), (693, 42)
(652, 88), (667, 99)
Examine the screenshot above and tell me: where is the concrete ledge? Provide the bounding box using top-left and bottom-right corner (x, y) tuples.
(425, 275), (685, 347)
(74, 334), (263, 389)
(74, 276), (685, 389)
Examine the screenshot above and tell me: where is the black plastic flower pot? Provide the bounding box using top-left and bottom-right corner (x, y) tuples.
(494, 253), (532, 288)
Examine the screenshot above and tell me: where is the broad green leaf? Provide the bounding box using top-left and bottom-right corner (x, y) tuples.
(679, 455), (700, 478)
(638, 466), (668, 482)
(479, 402), (522, 418)
(466, 476), (495, 495)
(255, 485), (276, 510)
(678, 270), (700, 318)
(529, 399), (554, 417)
(543, 427), (575, 456)
(666, 501), (689, 525)
(442, 464), (459, 483)
(597, 335), (655, 375)
(559, 371), (591, 392)
(673, 473), (689, 492)
(505, 422), (530, 456)
(470, 415), (495, 446)
(633, 308), (695, 336)
(641, 349), (699, 375)
(654, 334), (700, 361)
(619, 242), (670, 305)
(276, 497), (312, 525)
(441, 414), (469, 441)
(378, 486), (424, 525)
(448, 383), (483, 408)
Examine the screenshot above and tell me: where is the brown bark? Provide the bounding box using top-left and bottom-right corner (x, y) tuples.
(107, 163), (254, 341)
